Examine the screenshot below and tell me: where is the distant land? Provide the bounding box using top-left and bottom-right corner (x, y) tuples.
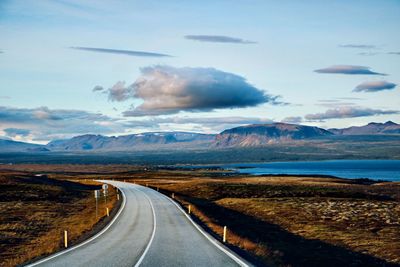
(329, 121), (400, 135)
(0, 121), (399, 165)
(1, 121), (400, 153)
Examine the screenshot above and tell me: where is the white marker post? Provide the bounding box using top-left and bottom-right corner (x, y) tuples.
(188, 205), (191, 214)
(102, 184), (109, 205)
(172, 193), (175, 199)
(223, 226), (227, 243)
(94, 190), (100, 218)
(64, 230), (68, 248)
(106, 207), (109, 217)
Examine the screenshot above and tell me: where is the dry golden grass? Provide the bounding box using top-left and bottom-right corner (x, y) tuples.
(0, 172), (120, 267)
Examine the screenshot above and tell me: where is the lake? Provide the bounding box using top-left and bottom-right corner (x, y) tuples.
(221, 160), (400, 182)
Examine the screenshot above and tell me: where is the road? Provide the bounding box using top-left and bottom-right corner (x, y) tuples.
(27, 181), (250, 267)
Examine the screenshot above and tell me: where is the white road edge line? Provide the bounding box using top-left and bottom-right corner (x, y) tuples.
(25, 181), (127, 267)
(133, 187), (157, 267)
(141, 185), (251, 267)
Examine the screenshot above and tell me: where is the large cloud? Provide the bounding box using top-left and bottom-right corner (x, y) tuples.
(105, 66), (279, 116)
(353, 81), (397, 92)
(70, 46), (172, 57)
(184, 35), (256, 44)
(314, 65), (386, 75)
(305, 107), (399, 121)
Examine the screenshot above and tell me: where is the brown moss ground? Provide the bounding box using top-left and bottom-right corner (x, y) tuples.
(0, 171), (120, 267)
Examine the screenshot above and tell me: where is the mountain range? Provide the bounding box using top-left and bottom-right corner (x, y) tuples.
(1, 121), (399, 152)
(329, 121), (400, 135)
(46, 132), (214, 151)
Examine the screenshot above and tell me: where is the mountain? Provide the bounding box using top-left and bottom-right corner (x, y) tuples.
(0, 139), (48, 152)
(329, 121), (400, 135)
(214, 123), (333, 147)
(46, 132), (215, 151)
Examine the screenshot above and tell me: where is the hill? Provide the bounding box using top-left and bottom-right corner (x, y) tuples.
(214, 123), (333, 147)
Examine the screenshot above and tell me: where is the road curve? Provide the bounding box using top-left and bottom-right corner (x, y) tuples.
(26, 181), (251, 267)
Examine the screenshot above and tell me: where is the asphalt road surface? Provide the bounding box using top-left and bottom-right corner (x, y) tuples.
(27, 181), (251, 267)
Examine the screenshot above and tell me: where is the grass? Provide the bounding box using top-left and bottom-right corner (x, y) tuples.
(0, 170), (120, 267)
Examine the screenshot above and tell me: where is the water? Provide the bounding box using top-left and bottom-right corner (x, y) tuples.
(221, 160), (400, 182)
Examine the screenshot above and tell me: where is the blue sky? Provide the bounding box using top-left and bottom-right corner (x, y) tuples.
(0, 0), (399, 143)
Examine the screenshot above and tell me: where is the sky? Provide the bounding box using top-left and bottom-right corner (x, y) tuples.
(0, 0), (399, 144)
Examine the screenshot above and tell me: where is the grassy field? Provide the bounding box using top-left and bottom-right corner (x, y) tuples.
(1, 164), (399, 266)
(0, 169), (120, 267)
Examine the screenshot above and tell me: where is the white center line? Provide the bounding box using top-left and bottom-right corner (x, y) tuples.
(133, 186), (157, 267)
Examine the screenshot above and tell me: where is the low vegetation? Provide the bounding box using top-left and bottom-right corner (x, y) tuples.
(0, 170), (120, 267)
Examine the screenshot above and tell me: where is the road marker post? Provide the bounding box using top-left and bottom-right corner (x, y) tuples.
(106, 207), (109, 217)
(188, 205), (191, 215)
(64, 230), (68, 248)
(117, 194), (120, 201)
(172, 193), (175, 199)
(157, 187), (159, 191)
(223, 226), (227, 243)
(94, 190), (100, 218)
